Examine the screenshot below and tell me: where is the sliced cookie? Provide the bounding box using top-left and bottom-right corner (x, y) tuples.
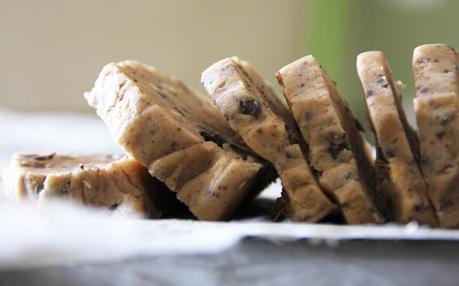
(277, 55), (383, 224)
(357, 51), (438, 226)
(413, 44), (459, 228)
(3, 153), (169, 217)
(85, 61), (274, 221)
(202, 57), (335, 222)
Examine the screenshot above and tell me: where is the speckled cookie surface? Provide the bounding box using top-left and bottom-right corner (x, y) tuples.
(357, 51), (438, 226)
(85, 61), (272, 221)
(202, 57), (335, 222)
(3, 153), (164, 217)
(413, 44), (459, 228)
(277, 56), (383, 224)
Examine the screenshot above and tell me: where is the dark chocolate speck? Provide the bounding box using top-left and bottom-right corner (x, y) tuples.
(239, 99), (262, 118)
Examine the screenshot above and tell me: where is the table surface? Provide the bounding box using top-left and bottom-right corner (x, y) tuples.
(2, 239), (459, 286)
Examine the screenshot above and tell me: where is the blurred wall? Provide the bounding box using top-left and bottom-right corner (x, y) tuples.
(0, 0), (307, 112)
(1, 0), (457, 120)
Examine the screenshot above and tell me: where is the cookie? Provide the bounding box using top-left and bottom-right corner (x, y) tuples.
(3, 153), (166, 217)
(413, 44), (459, 228)
(277, 55), (383, 224)
(357, 51), (438, 226)
(202, 57), (335, 222)
(85, 61), (274, 220)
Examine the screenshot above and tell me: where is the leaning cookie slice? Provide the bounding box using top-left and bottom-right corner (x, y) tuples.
(202, 57), (335, 222)
(85, 61), (273, 221)
(277, 56), (383, 224)
(357, 51), (438, 226)
(413, 44), (459, 228)
(3, 153), (169, 217)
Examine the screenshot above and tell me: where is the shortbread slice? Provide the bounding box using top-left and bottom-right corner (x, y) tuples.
(202, 57), (335, 222)
(277, 55), (383, 224)
(413, 44), (459, 228)
(3, 153), (167, 217)
(357, 51), (438, 226)
(150, 142), (268, 220)
(85, 61), (273, 220)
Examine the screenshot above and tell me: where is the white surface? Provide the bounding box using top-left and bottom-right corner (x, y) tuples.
(1, 109), (459, 270)
(1, 200), (459, 270)
(0, 108), (121, 164)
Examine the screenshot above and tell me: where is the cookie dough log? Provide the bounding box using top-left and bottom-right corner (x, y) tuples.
(357, 51), (438, 226)
(85, 61), (274, 221)
(277, 56), (384, 224)
(3, 153), (171, 217)
(202, 57), (335, 222)
(413, 44), (459, 228)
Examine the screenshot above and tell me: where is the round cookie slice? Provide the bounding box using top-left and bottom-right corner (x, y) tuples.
(202, 57), (335, 222)
(357, 51), (438, 226)
(413, 44), (459, 228)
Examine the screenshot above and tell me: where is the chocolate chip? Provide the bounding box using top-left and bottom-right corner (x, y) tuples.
(310, 166), (323, 177)
(285, 151), (297, 159)
(199, 130), (225, 146)
(109, 204), (119, 211)
(328, 141), (348, 160)
(325, 133), (349, 160)
(239, 99), (262, 118)
(385, 148), (395, 158)
(366, 90), (374, 97)
(304, 111), (312, 120)
(436, 130), (446, 140)
(420, 87), (429, 93)
(27, 153), (56, 161)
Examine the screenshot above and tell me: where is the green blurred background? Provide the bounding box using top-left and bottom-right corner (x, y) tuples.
(0, 0), (457, 130)
(308, 0), (458, 127)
